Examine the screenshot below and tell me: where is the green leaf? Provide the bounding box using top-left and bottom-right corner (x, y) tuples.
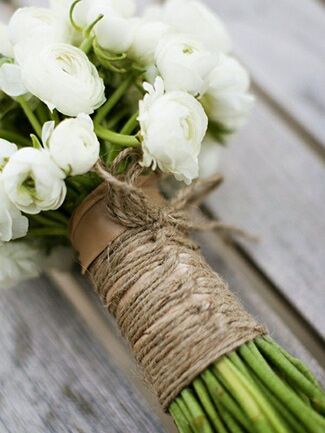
(30, 134), (42, 149)
(208, 120), (234, 145)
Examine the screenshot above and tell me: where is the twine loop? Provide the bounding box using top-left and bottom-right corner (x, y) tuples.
(95, 157), (256, 242)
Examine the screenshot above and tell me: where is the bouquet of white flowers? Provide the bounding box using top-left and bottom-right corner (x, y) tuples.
(0, 1), (324, 432)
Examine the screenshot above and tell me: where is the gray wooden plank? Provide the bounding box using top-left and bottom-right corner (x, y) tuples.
(204, 0), (325, 148)
(206, 99), (325, 340)
(0, 1), (13, 19)
(197, 232), (325, 384)
(0, 277), (167, 433)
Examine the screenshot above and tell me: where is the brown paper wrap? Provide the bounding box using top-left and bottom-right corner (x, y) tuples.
(69, 177), (164, 272)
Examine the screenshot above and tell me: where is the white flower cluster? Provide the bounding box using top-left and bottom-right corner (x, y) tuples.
(0, 0), (253, 288)
(132, 0), (254, 183)
(0, 114), (99, 218)
(0, 115), (99, 288)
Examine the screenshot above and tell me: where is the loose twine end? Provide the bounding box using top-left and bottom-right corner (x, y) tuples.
(94, 151), (259, 243)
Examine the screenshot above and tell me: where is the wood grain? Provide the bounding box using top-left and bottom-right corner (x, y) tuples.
(206, 99), (325, 340)
(0, 277), (167, 433)
(198, 232), (325, 385)
(204, 0), (325, 148)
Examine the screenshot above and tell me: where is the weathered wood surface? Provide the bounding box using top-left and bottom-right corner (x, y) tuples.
(0, 0), (325, 432)
(201, 0), (325, 339)
(206, 98), (325, 340)
(0, 277), (169, 433)
(208, 0), (325, 148)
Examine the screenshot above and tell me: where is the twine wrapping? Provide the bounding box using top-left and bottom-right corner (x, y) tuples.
(70, 159), (266, 410)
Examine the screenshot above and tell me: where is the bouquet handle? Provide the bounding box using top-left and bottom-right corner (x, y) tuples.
(70, 169), (265, 409)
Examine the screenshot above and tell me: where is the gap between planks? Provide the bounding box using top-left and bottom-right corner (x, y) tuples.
(251, 82), (325, 162)
(200, 217), (325, 366)
(201, 204), (325, 360)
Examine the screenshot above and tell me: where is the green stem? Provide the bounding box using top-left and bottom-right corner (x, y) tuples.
(256, 376), (307, 433)
(215, 358), (275, 433)
(0, 129), (30, 147)
(120, 111), (139, 135)
(17, 97), (42, 137)
(50, 109), (60, 125)
(255, 337), (325, 412)
(69, 0), (83, 32)
(94, 75), (134, 124)
(201, 369), (249, 430)
(36, 103), (49, 125)
(46, 211), (69, 226)
(29, 214), (64, 228)
(227, 352), (252, 379)
(95, 124), (140, 147)
(224, 358), (289, 433)
(240, 342), (325, 433)
(218, 410), (246, 433)
(27, 227), (68, 237)
(80, 36), (95, 54)
(264, 336), (321, 389)
(84, 14), (103, 38)
(193, 378), (228, 433)
(177, 397), (195, 428)
(181, 389), (214, 433)
(170, 402), (193, 433)
(105, 108), (129, 129)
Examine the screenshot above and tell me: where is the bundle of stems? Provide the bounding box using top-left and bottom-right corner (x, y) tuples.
(170, 336), (325, 433)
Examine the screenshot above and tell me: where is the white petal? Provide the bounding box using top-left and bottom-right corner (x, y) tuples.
(77, 113), (93, 128)
(11, 213), (29, 240)
(42, 121), (55, 146)
(0, 63), (27, 97)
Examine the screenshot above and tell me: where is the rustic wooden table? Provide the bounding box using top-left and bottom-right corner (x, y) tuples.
(0, 1), (324, 432)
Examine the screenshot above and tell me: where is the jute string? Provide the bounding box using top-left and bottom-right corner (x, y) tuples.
(71, 151), (266, 410)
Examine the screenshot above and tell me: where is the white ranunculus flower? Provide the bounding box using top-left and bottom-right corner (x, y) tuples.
(8, 7), (71, 64)
(94, 8), (135, 54)
(155, 33), (216, 96)
(0, 178), (28, 242)
(51, 0), (136, 28)
(160, 0), (232, 54)
(50, 0), (87, 26)
(21, 43), (106, 117)
(0, 23), (13, 58)
(201, 54), (254, 130)
(86, 0), (136, 20)
(128, 20), (171, 66)
(0, 63), (27, 97)
(43, 114), (100, 176)
(50, 0), (136, 46)
(2, 147), (67, 215)
(199, 135), (220, 178)
(138, 77), (208, 184)
(0, 241), (43, 289)
(0, 139), (17, 169)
